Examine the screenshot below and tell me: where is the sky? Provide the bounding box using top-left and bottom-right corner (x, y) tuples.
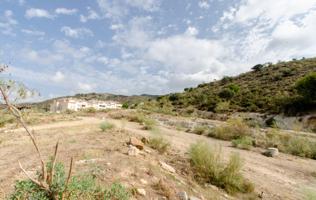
(0, 0), (316, 100)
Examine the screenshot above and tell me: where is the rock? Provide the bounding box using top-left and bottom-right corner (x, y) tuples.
(140, 179), (148, 185)
(141, 137), (149, 144)
(129, 137), (144, 150)
(159, 161), (176, 173)
(189, 196), (201, 200)
(128, 145), (140, 156)
(263, 147), (279, 157)
(177, 191), (188, 200)
(136, 188), (146, 196)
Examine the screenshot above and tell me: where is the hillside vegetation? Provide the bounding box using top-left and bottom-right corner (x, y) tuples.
(144, 57), (316, 115)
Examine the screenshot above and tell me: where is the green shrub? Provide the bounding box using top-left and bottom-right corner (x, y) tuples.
(189, 142), (254, 194)
(148, 137), (170, 154)
(232, 136), (254, 150)
(209, 118), (252, 140)
(85, 107), (97, 113)
(218, 88), (235, 100)
(9, 161), (130, 200)
(214, 101), (230, 113)
(100, 121), (115, 132)
(143, 117), (157, 130)
(295, 72), (316, 101)
(122, 103), (129, 109)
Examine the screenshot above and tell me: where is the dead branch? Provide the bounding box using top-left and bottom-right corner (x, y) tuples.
(61, 157), (73, 200)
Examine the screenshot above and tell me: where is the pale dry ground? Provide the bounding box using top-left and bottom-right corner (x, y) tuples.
(0, 113), (316, 200)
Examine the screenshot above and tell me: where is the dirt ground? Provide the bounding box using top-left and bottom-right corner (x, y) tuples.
(0, 112), (316, 200)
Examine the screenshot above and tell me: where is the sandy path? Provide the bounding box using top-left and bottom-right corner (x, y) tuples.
(1, 116), (316, 200)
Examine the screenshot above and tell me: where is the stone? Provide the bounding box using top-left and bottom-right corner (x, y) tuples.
(159, 161), (176, 173)
(136, 188), (146, 196)
(128, 145), (140, 156)
(189, 196), (201, 200)
(263, 147), (279, 157)
(140, 179), (148, 185)
(141, 137), (149, 144)
(129, 137), (144, 150)
(177, 191), (188, 200)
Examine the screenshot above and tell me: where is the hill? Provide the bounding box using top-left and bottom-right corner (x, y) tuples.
(34, 93), (157, 111)
(143, 57), (316, 115)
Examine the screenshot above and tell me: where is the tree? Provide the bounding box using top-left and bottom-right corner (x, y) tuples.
(295, 72), (316, 101)
(251, 64), (264, 72)
(218, 88), (235, 100)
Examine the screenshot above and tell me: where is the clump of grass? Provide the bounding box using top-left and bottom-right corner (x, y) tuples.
(209, 118), (252, 140)
(9, 161), (130, 200)
(143, 117), (157, 130)
(99, 121), (115, 132)
(192, 125), (210, 135)
(232, 136), (254, 150)
(189, 141), (254, 194)
(148, 137), (170, 154)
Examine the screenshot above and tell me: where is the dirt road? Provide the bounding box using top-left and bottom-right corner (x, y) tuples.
(1, 116), (316, 200)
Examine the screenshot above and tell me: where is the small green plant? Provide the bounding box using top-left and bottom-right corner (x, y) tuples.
(9, 161), (130, 200)
(99, 121), (115, 132)
(189, 141), (254, 194)
(148, 137), (170, 154)
(143, 117), (157, 130)
(232, 136), (254, 150)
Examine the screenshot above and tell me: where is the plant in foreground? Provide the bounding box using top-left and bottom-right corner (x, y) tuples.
(100, 121), (115, 132)
(189, 141), (254, 194)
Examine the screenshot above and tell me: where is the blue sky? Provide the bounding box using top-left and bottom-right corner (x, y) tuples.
(0, 0), (316, 100)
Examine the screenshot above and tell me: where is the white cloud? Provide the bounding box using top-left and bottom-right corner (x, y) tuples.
(110, 23), (124, 30)
(52, 71), (65, 82)
(185, 26), (199, 36)
(21, 28), (45, 36)
(25, 8), (54, 19)
(80, 7), (100, 23)
(55, 8), (78, 15)
(198, 1), (210, 9)
(0, 10), (17, 35)
(126, 0), (160, 11)
(21, 48), (63, 65)
(78, 82), (94, 91)
(61, 26), (94, 38)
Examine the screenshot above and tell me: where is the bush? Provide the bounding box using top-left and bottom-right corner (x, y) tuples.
(232, 136), (254, 150)
(295, 72), (316, 101)
(100, 121), (115, 132)
(214, 101), (230, 113)
(148, 137), (170, 154)
(143, 117), (157, 130)
(209, 118), (252, 141)
(9, 162), (130, 200)
(192, 125), (209, 135)
(189, 142), (254, 194)
(85, 107), (97, 113)
(122, 103), (129, 109)
(218, 88), (235, 100)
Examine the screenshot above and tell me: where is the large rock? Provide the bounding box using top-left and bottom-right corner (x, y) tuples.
(128, 145), (140, 156)
(177, 191), (188, 200)
(136, 188), (146, 196)
(129, 137), (144, 150)
(263, 147), (279, 157)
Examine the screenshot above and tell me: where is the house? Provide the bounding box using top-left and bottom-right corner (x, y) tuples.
(50, 98), (122, 113)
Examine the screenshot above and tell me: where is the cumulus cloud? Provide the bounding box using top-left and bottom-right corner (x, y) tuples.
(21, 28), (45, 36)
(55, 8), (78, 15)
(25, 8), (54, 19)
(80, 7), (101, 23)
(52, 71), (65, 82)
(198, 1), (210, 9)
(61, 26), (94, 38)
(0, 10), (18, 35)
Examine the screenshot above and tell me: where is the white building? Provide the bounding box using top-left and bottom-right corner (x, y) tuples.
(50, 98), (122, 112)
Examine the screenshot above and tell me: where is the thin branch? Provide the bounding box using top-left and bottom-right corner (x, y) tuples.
(18, 161), (49, 191)
(61, 157), (73, 200)
(48, 141), (59, 185)
(0, 86), (47, 180)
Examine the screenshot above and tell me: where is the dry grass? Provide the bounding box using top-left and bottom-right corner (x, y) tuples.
(148, 137), (170, 154)
(189, 141), (254, 194)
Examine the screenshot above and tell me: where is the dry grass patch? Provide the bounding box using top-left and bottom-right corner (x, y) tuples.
(148, 137), (170, 154)
(189, 141), (254, 194)
(99, 121), (115, 132)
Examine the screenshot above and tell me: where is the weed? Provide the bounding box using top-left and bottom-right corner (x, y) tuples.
(232, 136), (254, 150)
(209, 118), (252, 140)
(148, 137), (170, 154)
(189, 141), (254, 194)
(99, 121), (115, 132)
(192, 125), (209, 135)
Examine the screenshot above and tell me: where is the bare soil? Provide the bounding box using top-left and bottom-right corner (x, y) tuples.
(0, 112), (316, 200)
